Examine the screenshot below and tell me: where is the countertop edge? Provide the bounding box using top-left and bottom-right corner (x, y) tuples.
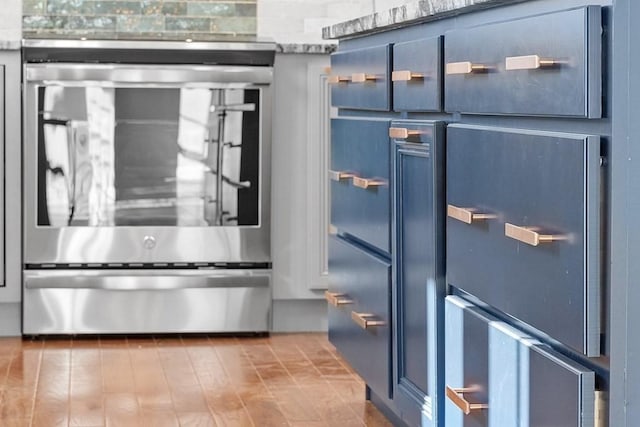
(322, 0), (530, 40)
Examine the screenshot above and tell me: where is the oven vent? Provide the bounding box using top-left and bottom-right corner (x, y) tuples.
(24, 262), (271, 270)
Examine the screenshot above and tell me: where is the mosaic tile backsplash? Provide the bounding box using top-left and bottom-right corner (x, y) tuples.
(23, 0), (257, 39)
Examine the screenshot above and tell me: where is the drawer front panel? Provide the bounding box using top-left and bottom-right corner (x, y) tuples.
(444, 7), (601, 117)
(446, 125), (601, 356)
(445, 297), (491, 427)
(393, 37), (442, 112)
(330, 44), (392, 111)
(527, 345), (596, 427)
(328, 235), (391, 397)
(331, 118), (390, 253)
(445, 296), (596, 427)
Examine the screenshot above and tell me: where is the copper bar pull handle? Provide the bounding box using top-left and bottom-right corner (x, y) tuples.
(504, 223), (568, 246)
(324, 291), (353, 307)
(446, 61), (489, 75)
(389, 127), (422, 139)
(328, 75), (350, 84)
(505, 54), (557, 71)
(447, 205), (497, 224)
(352, 176), (387, 189)
(329, 170), (355, 182)
(351, 312), (386, 329)
(391, 70), (425, 81)
(446, 386), (488, 415)
(351, 73), (378, 83)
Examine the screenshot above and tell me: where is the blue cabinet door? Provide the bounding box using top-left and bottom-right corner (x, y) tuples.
(392, 121), (445, 427)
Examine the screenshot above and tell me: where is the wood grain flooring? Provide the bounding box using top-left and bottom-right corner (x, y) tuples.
(0, 333), (393, 427)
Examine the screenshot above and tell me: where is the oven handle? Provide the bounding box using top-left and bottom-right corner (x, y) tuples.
(25, 63), (273, 86)
(24, 269), (271, 290)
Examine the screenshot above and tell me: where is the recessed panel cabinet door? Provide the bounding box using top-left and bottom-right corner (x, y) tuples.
(447, 124), (601, 356)
(392, 120), (445, 427)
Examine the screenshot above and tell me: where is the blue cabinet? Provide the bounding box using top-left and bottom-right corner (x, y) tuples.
(391, 120), (445, 427)
(327, 2), (610, 426)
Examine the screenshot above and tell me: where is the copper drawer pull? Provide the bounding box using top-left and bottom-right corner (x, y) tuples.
(504, 223), (568, 246)
(392, 70), (424, 81)
(324, 291), (353, 307)
(351, 73), (378, 83)
(389, 127), (422, 139)
(505, 54), (557, 71)
(351, 312), (386, 329)
(446, 61), (489, 75)
(447, 205), (497, 224)
(329, 170), (355, 182)
(352, 176), (387, 189)
(328, 75), (350, 84)
(446, 386), (488, 415)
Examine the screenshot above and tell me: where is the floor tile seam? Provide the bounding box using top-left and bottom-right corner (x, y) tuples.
(101, 343), (141, 413)
(156, 345), (201, 390)
(128, 344), (173, 395)
(291, 344), (333, 383)
(27, 347), (45, 427)
(267, 381), (327, 422)
(158, 340), (213, 419)
(238, 343), (293, 427)
(182, 341), (227, 397)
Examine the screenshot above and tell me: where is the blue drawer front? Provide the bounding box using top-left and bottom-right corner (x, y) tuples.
(392, 120), (445, 427)
(330, 44), (392, 111)
(331, 118), (391, 253)
(527, 345), (596, 427)
(446, 124), (601, 356)
(393, 37), (442, 112)
(445, 296), (596, 427)
(444, 7), (601, 117)
(445, 297), (492, 427)
(328, 235), (391, 398)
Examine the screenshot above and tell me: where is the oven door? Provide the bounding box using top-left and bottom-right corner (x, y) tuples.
(23, 63), (272, 265)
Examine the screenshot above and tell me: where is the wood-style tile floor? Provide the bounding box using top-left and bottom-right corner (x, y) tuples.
(0, 333), (393, 427)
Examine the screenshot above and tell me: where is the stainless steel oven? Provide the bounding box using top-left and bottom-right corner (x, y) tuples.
(22, 39), (274, 334)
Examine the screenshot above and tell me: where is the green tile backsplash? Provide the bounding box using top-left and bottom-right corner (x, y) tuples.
(23, 0), (257, 38)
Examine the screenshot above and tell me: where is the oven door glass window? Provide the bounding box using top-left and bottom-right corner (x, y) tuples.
(36, 86), (261, 227)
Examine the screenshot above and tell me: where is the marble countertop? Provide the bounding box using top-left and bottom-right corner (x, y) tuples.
(20, 33), (335, 54)
(0, 40), (21, 50)
(323, 0), (528, 39)
(276, 43), (336, 54)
